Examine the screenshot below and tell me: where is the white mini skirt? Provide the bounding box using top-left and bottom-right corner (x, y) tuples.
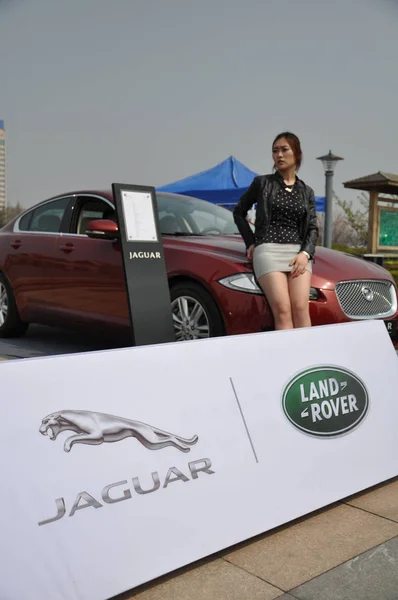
(253, 243), (312, 279)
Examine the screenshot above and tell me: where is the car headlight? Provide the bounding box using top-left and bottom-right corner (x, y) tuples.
(219, 274), (321, 301)
(218, 273), (263, 295)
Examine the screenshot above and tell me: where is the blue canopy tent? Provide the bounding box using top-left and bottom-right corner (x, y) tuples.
(157, 156), (326, 212)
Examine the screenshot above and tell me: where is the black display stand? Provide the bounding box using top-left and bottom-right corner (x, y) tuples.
(112, 183), (175, 346)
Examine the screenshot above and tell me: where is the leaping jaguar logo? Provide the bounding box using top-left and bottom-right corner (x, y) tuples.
(39, 410), (199, 454)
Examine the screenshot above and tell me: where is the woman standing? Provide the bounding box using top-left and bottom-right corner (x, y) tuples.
(233, 132), (319, 330)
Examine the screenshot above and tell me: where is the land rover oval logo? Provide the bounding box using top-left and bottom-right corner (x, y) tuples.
(282, 366), (369, 437)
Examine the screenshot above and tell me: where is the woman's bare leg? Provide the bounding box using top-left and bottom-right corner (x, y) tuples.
(257, 271), (293, 330)
(288, 271), (312, 328)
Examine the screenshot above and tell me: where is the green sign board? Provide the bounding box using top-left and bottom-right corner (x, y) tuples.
(379, 210), (398, 247)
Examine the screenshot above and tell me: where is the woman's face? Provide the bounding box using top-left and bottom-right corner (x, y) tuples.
(272, 137), (296, 172)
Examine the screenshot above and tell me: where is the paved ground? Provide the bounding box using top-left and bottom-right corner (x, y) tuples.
(0, 324), (125, 359)
(119, 479), (398, 600)
(1, 329), (398, 600)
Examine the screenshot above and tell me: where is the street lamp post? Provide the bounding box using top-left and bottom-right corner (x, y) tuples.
(317, 150), (344, 249)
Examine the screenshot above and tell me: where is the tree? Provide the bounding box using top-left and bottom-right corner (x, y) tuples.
(332, 191), (369, 247)
(0, 202), (23, 227)
(332, 214), (360, 246)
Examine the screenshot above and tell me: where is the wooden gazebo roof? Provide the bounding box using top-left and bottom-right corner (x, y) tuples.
(343, 171), (398, 195)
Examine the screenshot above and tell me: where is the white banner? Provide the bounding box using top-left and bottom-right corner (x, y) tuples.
(1, 320), (397, 600)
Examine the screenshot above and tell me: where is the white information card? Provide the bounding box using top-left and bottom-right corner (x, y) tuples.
(121, 190), (158, 242)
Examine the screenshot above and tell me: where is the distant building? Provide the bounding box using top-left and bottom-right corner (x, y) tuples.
(0, 120), (6, 213)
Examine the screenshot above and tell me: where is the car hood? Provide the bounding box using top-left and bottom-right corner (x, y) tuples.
(164, 236), (396, 288)
(164, 235), (250, 263)
(310, 247), (396, 289)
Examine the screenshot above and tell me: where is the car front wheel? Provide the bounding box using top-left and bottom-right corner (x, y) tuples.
(170, 282), (225, 341)
(0, 274), (29, 338)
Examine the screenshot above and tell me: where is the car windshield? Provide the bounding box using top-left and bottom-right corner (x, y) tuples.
(156, 193), (252, 236)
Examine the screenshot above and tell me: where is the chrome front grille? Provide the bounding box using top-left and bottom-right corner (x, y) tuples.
(335, 280), (397, 319)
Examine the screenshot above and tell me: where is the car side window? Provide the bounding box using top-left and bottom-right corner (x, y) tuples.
(75, 197), (115, 235)
(19, 197), (71, 233)
(18, 211), (33, 231)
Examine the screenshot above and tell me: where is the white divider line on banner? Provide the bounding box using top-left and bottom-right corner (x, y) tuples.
(230, 376), (259, 463)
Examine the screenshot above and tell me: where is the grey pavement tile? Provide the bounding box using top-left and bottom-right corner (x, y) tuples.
(120, 559), (284, 600)
(290, 536), (398, 600)
(225, 504), (398, 590)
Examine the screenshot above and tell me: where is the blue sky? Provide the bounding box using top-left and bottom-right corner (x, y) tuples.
(0, 0), (397, 209)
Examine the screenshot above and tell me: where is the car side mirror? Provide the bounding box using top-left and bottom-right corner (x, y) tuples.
(85, 219), (120, 240)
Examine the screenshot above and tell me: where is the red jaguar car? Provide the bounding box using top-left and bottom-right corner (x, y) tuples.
(0, 189), (397, 345)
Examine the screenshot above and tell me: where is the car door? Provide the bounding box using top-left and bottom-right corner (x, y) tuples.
(48, 194), (129, 335)
(6, 196), (74, 323)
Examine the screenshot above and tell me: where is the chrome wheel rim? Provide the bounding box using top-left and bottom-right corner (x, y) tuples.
(171, 295), (210, 341)
(0, 283), (8, 327)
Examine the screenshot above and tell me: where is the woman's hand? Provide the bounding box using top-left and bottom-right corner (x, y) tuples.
(289, 252), (308, 278)
(247, 244), (255, 260)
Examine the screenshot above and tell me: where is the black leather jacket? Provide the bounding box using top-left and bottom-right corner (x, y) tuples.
(233, 172), (319, 259)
